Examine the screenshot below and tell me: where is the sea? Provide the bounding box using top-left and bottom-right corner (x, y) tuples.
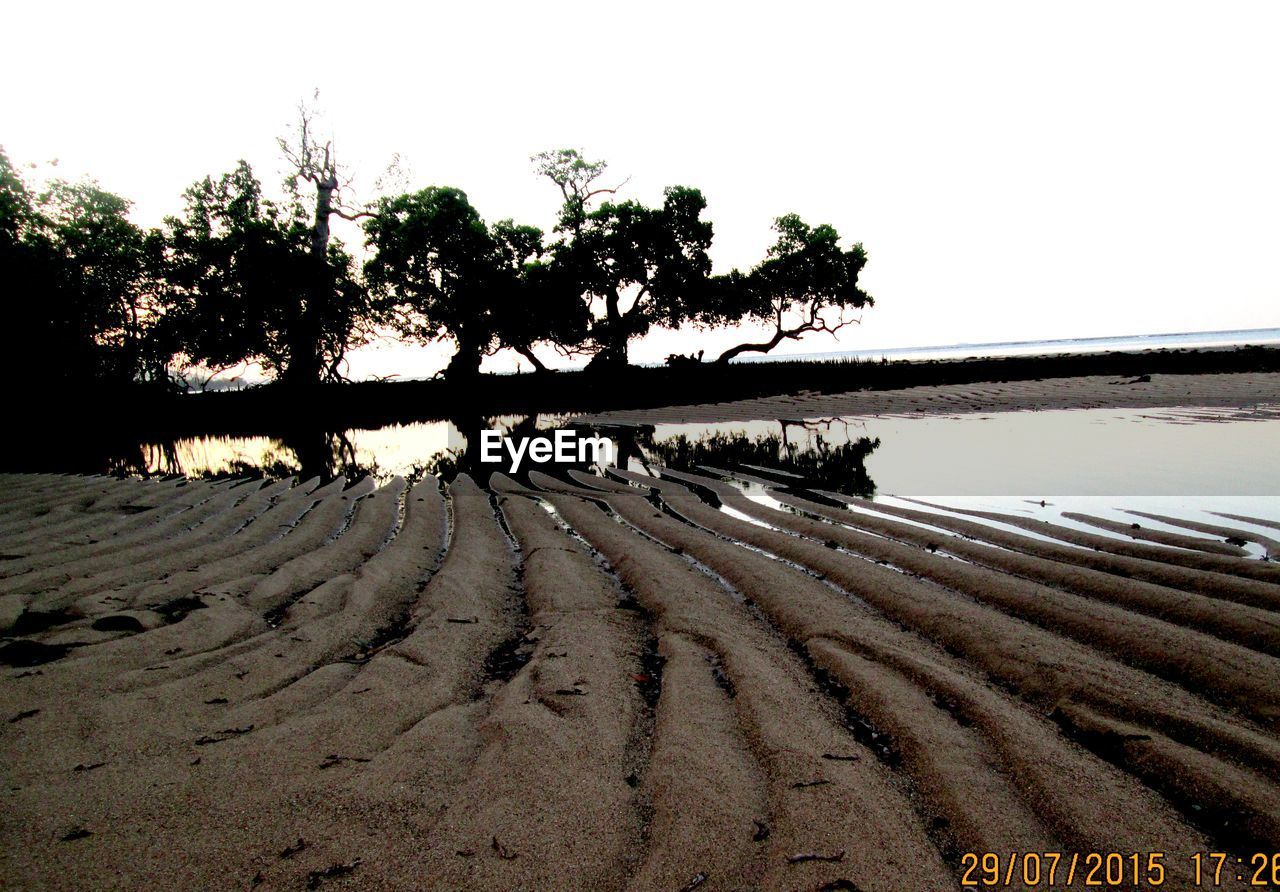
(730, 326), (1280, 364)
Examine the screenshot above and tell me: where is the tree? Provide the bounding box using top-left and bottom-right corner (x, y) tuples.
(708, 214), (872, 363)
(485, 220), (589, 373)
(364, 187), (495, 380)
(0, 147), (33, 247)
(0, 147), (167, 388)
(531, 148), (626, 236)
(0, 148), (46, 385)
(157, 160), (366, 384)
(364, 187), (586, 379)
(535, 149), (716, 370)
(275, 96), (376, 386)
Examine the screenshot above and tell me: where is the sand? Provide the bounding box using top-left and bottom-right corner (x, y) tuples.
(570, 371), (1280, 425)
(2, 372), (1280, 889)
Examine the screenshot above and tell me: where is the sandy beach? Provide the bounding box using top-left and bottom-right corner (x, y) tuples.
(3, 373), (1280, 890)
(571, 370), (1280, 425)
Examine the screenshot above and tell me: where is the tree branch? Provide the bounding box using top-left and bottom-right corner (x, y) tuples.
(582, 175), (631, 204)
(714, 299), (861, 363)
(330, 207), (376, 222)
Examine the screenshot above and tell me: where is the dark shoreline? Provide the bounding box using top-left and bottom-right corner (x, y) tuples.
(11, 345), (1280, 443)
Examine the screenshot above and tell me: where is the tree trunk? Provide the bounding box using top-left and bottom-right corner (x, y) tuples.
(445, 332), (484, 381)
(715, 326), (789, 364)
(284, 176), (338, 388)
(513, 345), (549, 373)
(586, 291), (629, 372)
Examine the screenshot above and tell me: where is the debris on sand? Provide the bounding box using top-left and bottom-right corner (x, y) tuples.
(151, 595), (207, 624)
(194, 725), (254, 745)
(483, 632), (535, 682)
(278, 838), (307, 859)
(318, 754), (372, 770)
(59, 828), (93, 842)
(787, 850), (846, 864)
(678, 872), (708, 891)
(305, 858), (362, 889)
(8, 708), (40, 723)
(491, 835), (519, 860)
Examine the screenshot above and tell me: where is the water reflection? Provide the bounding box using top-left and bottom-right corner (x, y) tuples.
(6, 405), (1277, 498)
(69, 414), (881, 494)
(92, 414), (579, 483)
(632, 422), (880, 497)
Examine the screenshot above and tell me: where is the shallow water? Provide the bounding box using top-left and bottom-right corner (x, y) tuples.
(27, 404), (1280, 517)
(693, 468), (1279, 562)
(739, 325), (1280, 364)
(646, 405), (1280, 496)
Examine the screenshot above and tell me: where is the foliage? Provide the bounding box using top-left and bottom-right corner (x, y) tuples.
(704, 214), (873, 363)
(530, 148), (619, 234)
(534, 149), (717, 369)
(363, 187), (587, 378)
(156, 160), (367, 384)
(0, 147), (168, 387)
(2, 127), (877, 390)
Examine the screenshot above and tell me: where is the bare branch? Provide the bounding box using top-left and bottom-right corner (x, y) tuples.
(581, 175), (631, 204)
(330, 207), (376, 222)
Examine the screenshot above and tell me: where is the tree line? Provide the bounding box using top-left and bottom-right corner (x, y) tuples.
(0, 110), (873, 392)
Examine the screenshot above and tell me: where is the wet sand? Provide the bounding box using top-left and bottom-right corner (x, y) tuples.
(2, 374), (1280, 889)
(572, 371), (1280, 425)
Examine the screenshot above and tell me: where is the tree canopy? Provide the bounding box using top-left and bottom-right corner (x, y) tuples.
(0, 148), (161, 388)
(533, 148), (872, 370)
(534, 149), (718, 369)
(1, 128), (877, 394)
(363, 187), (586, 379)
(703, 213), (873, 363)
(156, 160), (367, 385)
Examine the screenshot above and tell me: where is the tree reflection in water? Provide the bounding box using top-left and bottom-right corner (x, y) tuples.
(428, 414), (602, 484)
(102, 430), (380, 483)
(635, 419), (880, 497)
(16, 415), (878, 497)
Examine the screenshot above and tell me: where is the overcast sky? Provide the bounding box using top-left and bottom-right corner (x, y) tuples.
(4, 1), (1278, 377)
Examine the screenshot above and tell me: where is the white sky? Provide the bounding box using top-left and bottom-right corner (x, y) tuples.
(4, 1), (1278, 378)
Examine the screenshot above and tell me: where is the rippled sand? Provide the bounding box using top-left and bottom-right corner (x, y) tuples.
(3, 370), (1280, 889)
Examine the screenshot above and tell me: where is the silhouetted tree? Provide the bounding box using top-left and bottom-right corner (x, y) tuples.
(535, 149), (716, 370)
(157, 160), (366, 384)
(364, 187), (586, 379)
(0, 148), (168, 388)
(0, 148), (47, 385)
(0, 148), (31, 247)
(276, 96), (376, 386)
(489, 219), (588, 372)
(708, 214), (872, 363)
(531, 148), (627, 236)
